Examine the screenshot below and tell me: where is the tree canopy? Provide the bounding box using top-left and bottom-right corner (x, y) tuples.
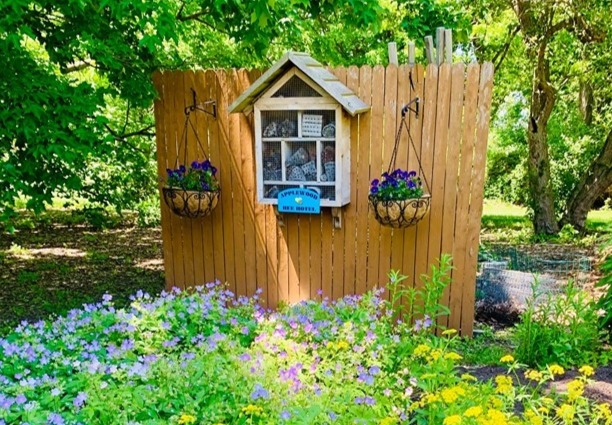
(1, 0), (609, 234)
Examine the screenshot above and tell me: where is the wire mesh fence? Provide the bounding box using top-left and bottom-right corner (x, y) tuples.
(476, 245), (592, 311)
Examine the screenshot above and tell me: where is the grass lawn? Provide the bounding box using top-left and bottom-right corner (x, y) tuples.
(481, 199), (612, 244)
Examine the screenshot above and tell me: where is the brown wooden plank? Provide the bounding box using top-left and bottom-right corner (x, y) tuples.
(461, 62), (494, 336)
(441, 63), (466, 330)
(320, 209), (334, 299)
(377, 65), (398, 293)
(331, 67), (347, 300)
(414, 64), (439, 299)
(286, 215), (301, 303)
(204, 71), (225, 284)
(342, 65), (361, 295)
(298, 215), (311, 302)
(427, 63), (452, 328)
(390, 65), (410, 279)
(247, 69), (268, 299)
(184, 70), (205, 286)
(277, 218), (290, 304)
(167, 71), (187, 289)
(211, 70), (235, 291)
(178, 71), (197, 287)
(309, 215), (323, 300)
(237, 69), (258, 297)
(265, 205), (279, 308)
(354, 65), (373, 296)
(153, 72), (175, 289)
(367, 65), (385, 291)
(195, 70), (217, 285)
(402, 65), (425, 314)
(224, 69), (247, 295)
(451, 63), (481, 333)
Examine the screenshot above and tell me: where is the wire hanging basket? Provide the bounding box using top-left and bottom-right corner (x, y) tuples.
(162, 187), (220, 218)
(369, 97), (431, 228)
(162, 94), (220, 219)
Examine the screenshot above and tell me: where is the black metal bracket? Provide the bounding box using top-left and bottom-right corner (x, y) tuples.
(401, 97), (420, 119)
(185, 88), (216, 118)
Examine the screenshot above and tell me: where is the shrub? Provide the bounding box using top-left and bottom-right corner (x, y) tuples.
(136, 197), (161, 228)
(514, 279), (604, 367)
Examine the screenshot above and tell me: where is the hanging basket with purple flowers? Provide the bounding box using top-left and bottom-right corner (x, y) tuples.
(369, 169), (430, 228)
(368, 97), (430, 228)
(162, 98), (220, 218)
(163, 160), (220, 218)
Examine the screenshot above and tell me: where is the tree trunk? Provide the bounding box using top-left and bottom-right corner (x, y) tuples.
(562, 130), (612, 232)
(526, 46), (559, 235)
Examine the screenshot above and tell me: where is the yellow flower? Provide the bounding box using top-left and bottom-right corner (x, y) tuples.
(336, 340), (350, 350)
(549, 364), (565, 376)
(444, 352), (463, 361)
(537, 406), (549, 415)
(500, 355), (514, 363)
(420, 393), (440, 406)
(597, 403), (612, 419)
(567, 379), (584, 400)
(429, 349), (443, 361)
(556, 404), (575, 421)
(441, 386), (465, 404)
(413, 344), (431, 357)
(178, 414), (197, 425)
(464, 406), (483, 417)
(379, 418), (397, 425)
(525, 370), (543, 382)
(481, 409), (508, 425)
(242, 404), (263, 416)
(525, 410), (543, 425)
(495, 375), (513, 395)
(579, 365), (595, 377)
(443, 415), (462, 425)
(540, 397), (553, 406)
(442, 329), (458, 336)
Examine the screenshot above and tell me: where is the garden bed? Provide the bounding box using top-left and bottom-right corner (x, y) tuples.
(0, 283), (610, 424)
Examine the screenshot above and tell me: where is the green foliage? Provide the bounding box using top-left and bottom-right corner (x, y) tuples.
(456, 327), (513, 366)
(166, 160), (219, 192)
(596, 241), (612, 337)
(370, 169), (424, 201)
(136, 197), (161, 228)
(386, 254), (452, 330)
(514, 280), (604, 367)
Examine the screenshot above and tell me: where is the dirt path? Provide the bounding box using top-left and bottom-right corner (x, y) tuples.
(0, 222), (164, 333)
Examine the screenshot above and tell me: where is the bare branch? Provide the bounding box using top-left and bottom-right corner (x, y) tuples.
(105, 123), (156, 140)
(492, 25), (520, 70)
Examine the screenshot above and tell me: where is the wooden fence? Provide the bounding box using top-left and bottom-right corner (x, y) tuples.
(153, 63), (494, 335)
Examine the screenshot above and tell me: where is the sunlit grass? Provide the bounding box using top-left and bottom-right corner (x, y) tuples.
(481, 199), (612, 244)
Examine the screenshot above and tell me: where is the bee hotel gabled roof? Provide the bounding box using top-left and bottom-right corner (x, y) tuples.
(228, 52), (370, 117)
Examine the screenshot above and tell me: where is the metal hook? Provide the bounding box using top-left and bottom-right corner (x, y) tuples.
(401, 97), (419, 119)
(184, 88), (217, 118)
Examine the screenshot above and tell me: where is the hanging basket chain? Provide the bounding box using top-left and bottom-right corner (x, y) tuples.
(175, 110), (210, 169)
(386, 97), (431, 194)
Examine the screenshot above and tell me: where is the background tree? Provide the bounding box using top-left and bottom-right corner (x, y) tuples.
(1, 0), (474, 225)
(468, 0), (610, 234)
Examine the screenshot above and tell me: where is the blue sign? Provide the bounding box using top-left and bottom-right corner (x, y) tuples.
(278, 188), (321, 214)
